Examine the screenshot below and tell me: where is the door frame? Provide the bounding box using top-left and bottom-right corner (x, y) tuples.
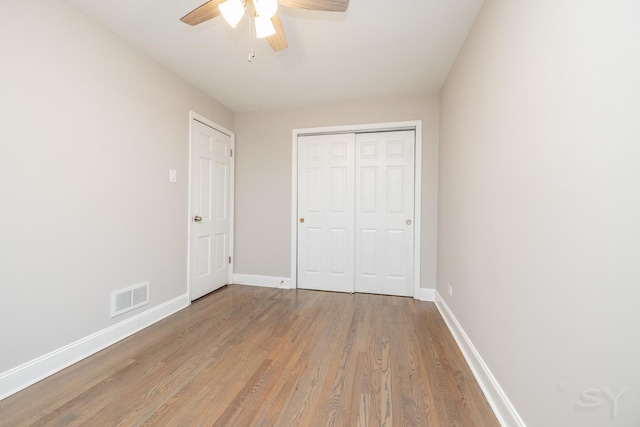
(290, 120), (422, 299)
(187, 111), (235, 301)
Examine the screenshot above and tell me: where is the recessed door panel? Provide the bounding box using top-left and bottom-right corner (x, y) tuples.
(306, 227), (322, 273)
(331, 143), (347, 159)
(215, 161), (227, 219)
(198, 235), (211, 278)
(307, 168), (322, 213)
(387, 141), (405, 157)
(386, 230), (404, 278)
(386, 166), (404, 214)
(214, 138), (227, 157)
(200, 135), (211, 153)
(199, 157), (212, 219)
(331, 167), (347, 213)
(329, 228), (347, 275)
(361, 141), (378, 159)
(359, 229), (377, 277)
(360, 167), (378, 214)
(214, 233), (226, 272)
(307, 143), (322, 160)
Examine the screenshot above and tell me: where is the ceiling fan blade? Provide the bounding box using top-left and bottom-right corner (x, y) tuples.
(180, 0), (225, 26)
(277, 0), (348, 12)
(267, 14), (288, 51)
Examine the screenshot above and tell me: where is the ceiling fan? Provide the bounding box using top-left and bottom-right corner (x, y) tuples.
(180, 0), (349, 52)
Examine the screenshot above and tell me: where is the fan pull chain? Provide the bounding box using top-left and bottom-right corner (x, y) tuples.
(248, 10), (256, 62)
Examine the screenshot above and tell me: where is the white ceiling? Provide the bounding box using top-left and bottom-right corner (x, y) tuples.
(64, 0), (483, 112)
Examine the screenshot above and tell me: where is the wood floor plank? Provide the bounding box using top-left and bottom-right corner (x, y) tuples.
(0, 286), (499, 427)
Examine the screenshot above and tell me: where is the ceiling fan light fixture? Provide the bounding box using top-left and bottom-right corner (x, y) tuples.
(254, 15), (276, 38)
(219, 0), (245, 28)
(181, 0), (350, 52)
(254, 0), (278, 19)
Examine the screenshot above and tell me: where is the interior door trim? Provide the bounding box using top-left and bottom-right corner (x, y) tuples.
(187, 111), (235, 301)
(290, 120), (423, 299)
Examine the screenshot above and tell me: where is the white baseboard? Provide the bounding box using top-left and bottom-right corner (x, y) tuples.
(233, 274), (294, 289)
(416, 287), (436, 301)
(435, 292), (526, 427)
(233, 276), (435, 300)
(0, 293), (190, 401)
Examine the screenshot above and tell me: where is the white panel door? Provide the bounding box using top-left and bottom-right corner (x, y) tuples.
(355, 131), (415, 296)
(190, 120), (231, 300)
(297, 134), (355, 293)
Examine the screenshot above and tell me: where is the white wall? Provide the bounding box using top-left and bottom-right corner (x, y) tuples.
(233, 95), (439, 290)
(438, 1), (640, 426)
(0, 1), (233, 373)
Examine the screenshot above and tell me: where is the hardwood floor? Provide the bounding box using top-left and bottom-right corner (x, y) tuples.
(0, 285), (499, 426)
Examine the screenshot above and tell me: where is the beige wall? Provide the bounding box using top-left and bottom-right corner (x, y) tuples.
(439, 1), (640, 426)
(233, 95), (439, 289)
(0, 0), (233, 372)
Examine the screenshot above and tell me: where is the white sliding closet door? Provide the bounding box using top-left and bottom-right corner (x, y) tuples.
(296, 130), (415, 297)
(297, 134), (355, 293)
(355, 131), (415, 296)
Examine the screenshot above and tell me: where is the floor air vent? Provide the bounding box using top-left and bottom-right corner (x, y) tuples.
(111, 282), (149, 317)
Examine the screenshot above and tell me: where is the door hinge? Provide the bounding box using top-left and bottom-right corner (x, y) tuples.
(230, 149), (233, 157)
(229, 256), (232, 264)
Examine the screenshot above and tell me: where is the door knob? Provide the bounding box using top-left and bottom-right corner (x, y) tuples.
(194, 215), (203, 222)
(300, 218), (305, 223)
(406, 219), (412, 225)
